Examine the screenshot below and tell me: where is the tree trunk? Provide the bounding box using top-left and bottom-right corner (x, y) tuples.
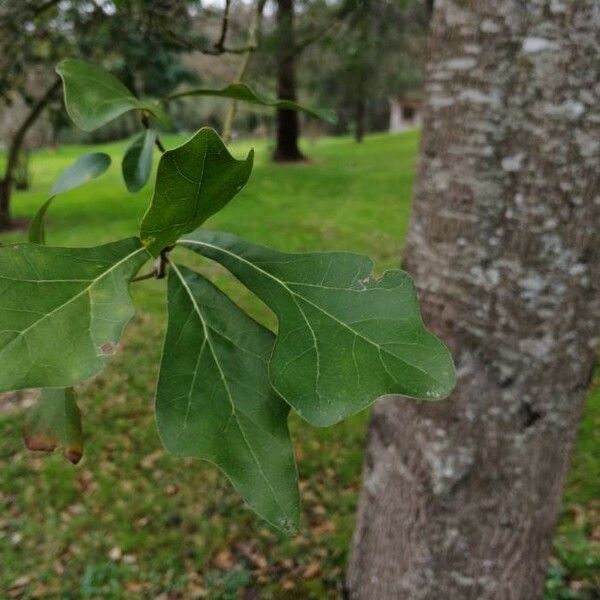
(353, 2), (371, 144)
(425, 0), (434, 23)
(273, 0), (305, 162)
(0, 180), (11, 230)
(354, 97), (366, 143)
(347, 2), (600, 599)
(388, 97), (403, 133)
(14, 149), (31, 191)
(0, 78), (61, 231)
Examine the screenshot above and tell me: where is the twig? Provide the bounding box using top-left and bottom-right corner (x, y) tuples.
(140, 113), (166, 153)
(155, 136), (166, 153)
(293, 1), (361, 54)
(131, 247), (173, 284)
(165, 0), (259, 58)
(222, 0), (267, 143)
(214, 0), (232, 53)
(167, 29), (257, 56)
(156, 247), (172, 279)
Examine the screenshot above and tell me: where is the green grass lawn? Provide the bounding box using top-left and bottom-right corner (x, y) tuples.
(0, 131), (598, 599)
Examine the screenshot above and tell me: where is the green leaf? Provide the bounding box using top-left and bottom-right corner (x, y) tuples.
(180, 231), (457, 426)
(29, 152), (112, 245)
(140, 128), (254, 256)
(167, 82), (336, 123)
(156, 264), (299, 531)
(23, 388), (83, 464)
(122, 130), (156, 193)
(28, 198), (53, 245)
(56, 59), (167, 131)
(51, 152), (112, 196)
(27, 176), (89, 466)
(0, 238), (150, 393)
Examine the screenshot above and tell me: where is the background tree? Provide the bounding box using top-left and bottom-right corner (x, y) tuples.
(0, 0), (201, 231)
(337, 0), (375, 143)
(273, 0), (305, 161)
(347, 1), (600, 598)
(70, 0), (198, 100)
(301, 0), (429, 139)
(0, 2), (65, 230)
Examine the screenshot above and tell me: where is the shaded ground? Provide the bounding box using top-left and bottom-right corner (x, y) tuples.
(0, 131), (598, 599)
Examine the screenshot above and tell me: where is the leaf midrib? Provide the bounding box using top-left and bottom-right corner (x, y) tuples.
(169, 263), (291, 523)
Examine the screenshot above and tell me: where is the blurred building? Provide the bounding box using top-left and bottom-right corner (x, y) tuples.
(389, 95), (423, 132)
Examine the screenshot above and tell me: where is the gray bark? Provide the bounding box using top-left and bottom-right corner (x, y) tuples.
(347, 1), (600, 599)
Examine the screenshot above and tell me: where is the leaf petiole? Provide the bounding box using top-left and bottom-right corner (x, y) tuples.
(131, 246), (173, 283)
(140, 112), (166, 153)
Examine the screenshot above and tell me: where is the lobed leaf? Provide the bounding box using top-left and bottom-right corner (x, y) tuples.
(122, 130), (156, 193)
(23, 388), (83, 464)
(156, 264), (299, 531)
(0, 238), (150, 393)
(180, 231), (457, 426)
(29, 152), (112, 245)
(56, 59), (167, 131)
(140, 128), (253, 256)
(167, 82), (336, 123)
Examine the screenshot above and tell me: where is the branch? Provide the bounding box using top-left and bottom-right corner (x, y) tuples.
(222, 0), (268, 142)
(293, 1), (361, 55)
(167, 28), (258, 56)
(166, 1), (260, 57)
(1, 77), (61, 188)
(214, 0), (232, 53)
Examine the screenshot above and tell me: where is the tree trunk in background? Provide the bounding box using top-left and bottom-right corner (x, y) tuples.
(347, 1), (600, 598)
(273, 0), (305, 162)
(388, 98), (402, 132)
(425, 0), (434, 23)
(0, 78), (61, 231)
(354, 97), (365, 143)
(353, 3), (371, 144)
(0, 180), (11, 230)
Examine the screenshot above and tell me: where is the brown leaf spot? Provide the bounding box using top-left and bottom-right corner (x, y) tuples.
(64, 447), (83, 465)
(100, 342), (116, 355)
(24, 435), (57, 453)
